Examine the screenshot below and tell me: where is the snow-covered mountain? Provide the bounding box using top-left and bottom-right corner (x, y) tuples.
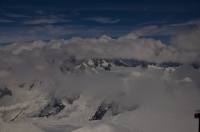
(0, 57), (200, 132)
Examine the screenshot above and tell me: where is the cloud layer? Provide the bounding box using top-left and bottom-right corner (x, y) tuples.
(0, 21), (200, 68)
(0, 29), (199, 64)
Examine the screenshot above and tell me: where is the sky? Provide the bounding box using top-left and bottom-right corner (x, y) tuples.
(0, 0), (200, 63)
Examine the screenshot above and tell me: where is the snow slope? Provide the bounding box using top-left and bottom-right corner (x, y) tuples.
(0, 121), (45, 132)
(0, 62), (199, 132)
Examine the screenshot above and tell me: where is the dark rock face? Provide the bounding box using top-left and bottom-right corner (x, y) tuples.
(29, 83), (34, 90)
(90, 92), (126, 121)
(110, 59), (143, 67)
(90, 101), (125, 121)
(93, 59), (99, 67)
(80, 64), (86, 71)
(11, 108), (24, 121)
(103, 66), (111, 71)
(90, 103), (108, 120)
(39, 98), (65, 117)
(59, 55), (79, 73)
(82, 59), (111, 71)
(141, 62), (148, 69)
(99, 59), (111, 71)
(0, 87), (12, 99)
(110, 60), (129, 67)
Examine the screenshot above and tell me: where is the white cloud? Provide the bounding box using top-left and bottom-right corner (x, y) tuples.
(170, 25), (200, 51)
(0, 20), (200, 63)
(0, 19), (13, 23)
(85, 17), (120, 24)
(1, 32), (199, 63)
(9, 40), (46, 55)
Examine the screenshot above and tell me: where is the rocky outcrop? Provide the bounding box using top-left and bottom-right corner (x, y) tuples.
(141, 62), (148, 69)
(39, 97), (65, 117)
(110, 60), (129, 67)
(79, 59), (112, 72)
(89, 102), (108, 120)
(0, 87), (12, 99)
(29, 83), (34, 90)
(90, 92), (126, 121)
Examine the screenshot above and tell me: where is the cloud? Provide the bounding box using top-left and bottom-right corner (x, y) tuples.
(0, 25), (103, 43)
(0, 30), (199, 91)
(85, 17), (120, 24)
(5, 40), (46, 55)
(132, 20), (200, 37)
(23, 19), (64, 25)
(1, 31), (199, 63)
(170, 20), (200, 27)
(0, 20), (200, 63)
(170, 25), (200, 51)
(5, 13), (30, 18)
(23, 15), (70, 25)
(0, 19), (13, 23)
(23, 18), (70, 25)
(132, 25), (191, 37)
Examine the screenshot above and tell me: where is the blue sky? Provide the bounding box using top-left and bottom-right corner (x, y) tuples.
(0, 0), (200, 44)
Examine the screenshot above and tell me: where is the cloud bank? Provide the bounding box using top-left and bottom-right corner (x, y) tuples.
(0, 29), (199, 64)
(0, 21), (200, 68)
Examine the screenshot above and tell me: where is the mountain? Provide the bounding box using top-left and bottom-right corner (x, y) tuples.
(0, 57), (199, 132)
(77, 59), (111, 72)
